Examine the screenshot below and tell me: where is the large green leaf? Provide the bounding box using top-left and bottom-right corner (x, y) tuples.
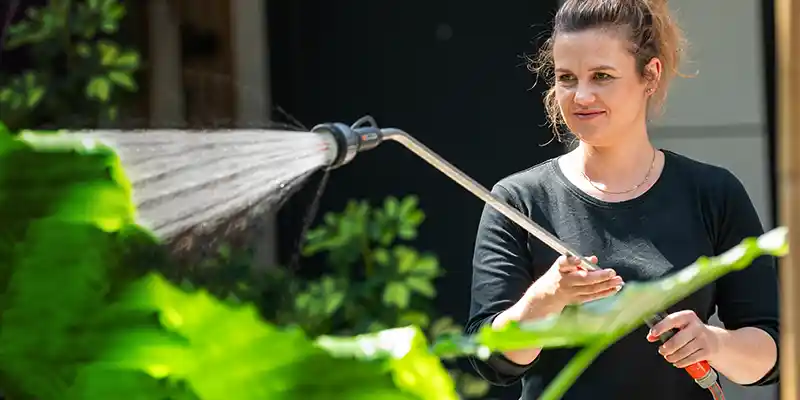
(0, 131), (139, 399)
(0, 130), (459, 400)
(75, 272), (459, 400)
(432, 226), (788, 400)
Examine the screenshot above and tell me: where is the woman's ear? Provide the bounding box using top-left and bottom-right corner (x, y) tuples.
(645, 57), (663, 88)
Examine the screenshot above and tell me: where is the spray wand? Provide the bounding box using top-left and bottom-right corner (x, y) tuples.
(312, 116), (726, 399)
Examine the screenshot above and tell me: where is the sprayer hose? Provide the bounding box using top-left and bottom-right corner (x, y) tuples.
(708, 381), (725, 400)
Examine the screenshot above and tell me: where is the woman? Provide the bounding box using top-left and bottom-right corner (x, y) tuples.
(465, 0), (780, 399)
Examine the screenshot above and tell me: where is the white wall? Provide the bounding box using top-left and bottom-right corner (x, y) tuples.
(651, 1), (775, 399)
(656, 0), (765, 127)
(651, 0), (772, 228)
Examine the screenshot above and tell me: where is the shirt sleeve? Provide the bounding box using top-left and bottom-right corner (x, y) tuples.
(464, 183), (538, 386)
(712, 170), (780, 386)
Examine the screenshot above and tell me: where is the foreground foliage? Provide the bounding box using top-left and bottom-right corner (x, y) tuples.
(0, 0), (141, 131)
(0, 126), (789, 400)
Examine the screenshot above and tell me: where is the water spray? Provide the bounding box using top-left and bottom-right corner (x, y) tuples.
(312, 115), (726, 400)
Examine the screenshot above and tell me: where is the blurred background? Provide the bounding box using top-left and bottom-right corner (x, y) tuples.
(0, 1), (779, 399)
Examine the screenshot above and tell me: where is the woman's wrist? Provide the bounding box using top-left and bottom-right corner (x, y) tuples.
(492, 306), (543, 365)
(520, 275), (569, 319)
(489, 281), (569, 366)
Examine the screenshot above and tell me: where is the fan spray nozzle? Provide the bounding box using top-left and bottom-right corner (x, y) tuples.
(311, 115), (385, 170)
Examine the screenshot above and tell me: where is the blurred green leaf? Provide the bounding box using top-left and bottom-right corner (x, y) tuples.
(108, 72), (137, 91)
(98, 42), (120, 66)
(86, 77), (111, 102)
(383, 282), (410, 309)
(399, 311), (431, 329)
(405, 277), (436, 298)
(114, 51), (140, 70)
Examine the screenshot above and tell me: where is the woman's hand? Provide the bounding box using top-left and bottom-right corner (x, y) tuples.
(534, 255), (624, 308)
(647, 310), (721, 368)
(492, 254), (623, 366)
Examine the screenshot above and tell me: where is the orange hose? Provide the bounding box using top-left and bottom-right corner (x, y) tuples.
(708, 382), (726, 400)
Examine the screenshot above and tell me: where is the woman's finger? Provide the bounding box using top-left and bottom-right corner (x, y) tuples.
(649, 310), (697, 338)
(562, 275), (623, 297)
(557, 255), (583, 273)
(575, 286), (619, 303)
(572, 277), (624, 295)
(673, 349), (709, 369)
(666, 339), (702, 365)
(658, 325), (696, 354)
(563, 269), (618, 287)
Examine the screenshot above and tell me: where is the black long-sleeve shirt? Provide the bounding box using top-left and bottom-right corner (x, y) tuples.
(466, 150), (780, 400)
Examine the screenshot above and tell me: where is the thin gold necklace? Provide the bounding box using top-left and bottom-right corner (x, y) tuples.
(581, 149), (657, 195)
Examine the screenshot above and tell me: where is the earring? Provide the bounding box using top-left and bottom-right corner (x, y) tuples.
(647, 87), (656, 94)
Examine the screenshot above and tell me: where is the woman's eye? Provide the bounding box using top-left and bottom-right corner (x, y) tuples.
(557, 74), (576, 83)
(594, 72), (613, 80)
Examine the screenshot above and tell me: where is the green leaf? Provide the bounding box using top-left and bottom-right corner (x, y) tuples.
(294, 277), (347, 320)
(397, 224), (417, 240)
(106, 106), (119, 121)
(76, 42), (92, 58)
(0, 129), (460, 399)
(431, 227), (789, 400)
(316, 327), (459, 400)
(412, 255), (440, 277)
(27, 86), (45, 108)
(405, 210), (425, 227)
(395, 246), (418, 274)
(374, 248), (391, 266)
(100, 274), (455, 400)
(383, 282), (410, 309)
(0, 131), (138, 399)
(98, 42), (120, 66)
(108, 72), (137, 91)
(471, 228), (789, 354)
(115, 51), (140, 69)
(405, 277), (436, 298)
(384, 196), (400, 217)
(429, 317), (461, 338)
(398, 195), (419, 216)
(86, 77), (112, 102)
(398, 311), (431, 329)
(216, 243), (231, 260)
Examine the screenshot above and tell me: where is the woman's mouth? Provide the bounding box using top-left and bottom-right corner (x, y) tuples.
(573, 110), (606, 120)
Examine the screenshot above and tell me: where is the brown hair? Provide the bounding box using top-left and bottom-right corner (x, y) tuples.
(531, 0), (688, 138)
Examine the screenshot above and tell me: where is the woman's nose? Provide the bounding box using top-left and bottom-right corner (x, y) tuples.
(574, 84), (596, 105)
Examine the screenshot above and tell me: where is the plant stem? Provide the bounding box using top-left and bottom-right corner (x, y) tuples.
(539, 338), (614, 400)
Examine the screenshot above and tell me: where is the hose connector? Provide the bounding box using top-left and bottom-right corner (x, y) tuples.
(311, 115), (385, 169)
(691, 365), (719, 389)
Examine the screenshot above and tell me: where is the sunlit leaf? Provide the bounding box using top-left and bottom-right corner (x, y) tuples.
(383, 282), (411, 309)
(108, 72), (137, 91)
(86, 77), (111, 102)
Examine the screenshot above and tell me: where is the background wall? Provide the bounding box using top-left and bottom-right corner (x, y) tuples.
(648, 1), (776, 399)
(269, 2), (562, 399)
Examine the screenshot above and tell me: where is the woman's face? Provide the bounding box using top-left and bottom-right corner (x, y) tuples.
(552, 28), (658, 147)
